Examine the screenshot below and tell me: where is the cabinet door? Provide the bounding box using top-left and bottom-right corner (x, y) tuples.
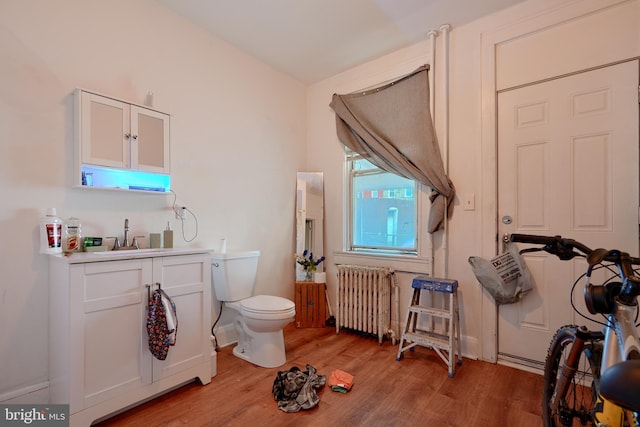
(80, 91), (130, 169)
(78, 259), (152, 409)
(151, 255), (211, 381)
(131, 106), (170, 173)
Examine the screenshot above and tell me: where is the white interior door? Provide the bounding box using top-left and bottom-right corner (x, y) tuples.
(497, 60), (639, 368)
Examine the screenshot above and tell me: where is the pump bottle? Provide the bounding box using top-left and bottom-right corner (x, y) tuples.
(163, 222), (173, 248)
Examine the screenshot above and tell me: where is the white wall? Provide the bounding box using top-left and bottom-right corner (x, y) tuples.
(308, 0), (640, 361)
(0, 0), (306, 401)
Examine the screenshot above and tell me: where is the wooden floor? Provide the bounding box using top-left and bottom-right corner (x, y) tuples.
(96, 324), (543, 427)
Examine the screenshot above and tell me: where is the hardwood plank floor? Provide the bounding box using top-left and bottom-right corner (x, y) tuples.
(96, 325), (543, 426)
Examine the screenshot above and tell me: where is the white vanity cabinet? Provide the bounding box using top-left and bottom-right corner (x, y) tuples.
(76, 89), (170, 174)
(49, 250), (212, 427)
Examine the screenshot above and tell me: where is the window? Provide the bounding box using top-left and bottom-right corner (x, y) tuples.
(347, 152), (417, 254)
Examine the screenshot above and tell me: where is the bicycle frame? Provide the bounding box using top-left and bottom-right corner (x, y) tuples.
(507, 233), (640, 425)
(596, 301), (640, 425)
(602, 303), (640, 370)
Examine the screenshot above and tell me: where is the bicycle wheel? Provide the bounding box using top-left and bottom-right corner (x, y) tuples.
(542, 325), (602, 427)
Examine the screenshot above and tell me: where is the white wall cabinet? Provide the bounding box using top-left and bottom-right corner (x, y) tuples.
(77, 89), (170, 173)
(49, 250), (212, 426)
(74, 89), (171, 193)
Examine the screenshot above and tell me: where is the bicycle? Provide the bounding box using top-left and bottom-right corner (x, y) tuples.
(508, 233), (640, 427)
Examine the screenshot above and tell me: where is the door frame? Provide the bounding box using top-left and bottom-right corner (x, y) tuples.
(479, 0), (636, 363)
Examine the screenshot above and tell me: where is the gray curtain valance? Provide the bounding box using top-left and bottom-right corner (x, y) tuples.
(329, 65), (454, 233)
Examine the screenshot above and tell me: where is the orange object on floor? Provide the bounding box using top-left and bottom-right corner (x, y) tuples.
(328, 369), (354, 393)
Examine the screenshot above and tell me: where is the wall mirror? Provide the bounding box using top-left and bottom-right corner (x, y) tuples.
(296, 172), (324, 277)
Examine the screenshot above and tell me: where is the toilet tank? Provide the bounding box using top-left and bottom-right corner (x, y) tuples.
(210, 250), (260, 301)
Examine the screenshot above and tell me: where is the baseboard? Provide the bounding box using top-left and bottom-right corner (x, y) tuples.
(498, 358), (544, 376)
(461, 335), (479, 360)
(0, 382), (49, 404)
(213, 323), (237, 348)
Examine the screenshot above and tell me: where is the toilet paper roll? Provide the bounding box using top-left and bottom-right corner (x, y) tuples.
(220, 238), (227, 253)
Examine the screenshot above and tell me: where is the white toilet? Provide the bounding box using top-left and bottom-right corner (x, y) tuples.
(211, 250), (295, 368)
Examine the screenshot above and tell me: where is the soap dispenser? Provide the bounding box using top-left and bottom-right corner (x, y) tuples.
(163, 222), (173, 248)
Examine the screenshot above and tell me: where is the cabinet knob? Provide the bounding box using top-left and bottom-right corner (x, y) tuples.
(132, 135), (138, 141)
(124, 133), (131, 139)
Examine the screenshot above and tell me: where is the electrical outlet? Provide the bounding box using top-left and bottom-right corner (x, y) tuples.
(176, 207), (186, 220)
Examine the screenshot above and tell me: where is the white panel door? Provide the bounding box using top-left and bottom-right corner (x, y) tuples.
(497, 60), (639, 367)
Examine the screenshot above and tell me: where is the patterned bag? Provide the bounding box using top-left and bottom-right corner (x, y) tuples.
(146, 287), (178, 360)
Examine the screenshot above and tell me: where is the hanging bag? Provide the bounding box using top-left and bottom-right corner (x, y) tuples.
(468, 242), (534, 304)
(146, 285), (178, 360)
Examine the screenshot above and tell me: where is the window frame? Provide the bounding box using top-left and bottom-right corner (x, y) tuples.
(345, 151), (420, 256)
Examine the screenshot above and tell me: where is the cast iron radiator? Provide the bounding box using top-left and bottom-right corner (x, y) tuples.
(336, 264), (396, 344)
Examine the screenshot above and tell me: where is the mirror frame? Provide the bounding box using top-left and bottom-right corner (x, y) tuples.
(296, 172), (324, 277)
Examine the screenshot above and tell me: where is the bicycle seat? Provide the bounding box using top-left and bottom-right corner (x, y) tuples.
(599, 360), (640, 413)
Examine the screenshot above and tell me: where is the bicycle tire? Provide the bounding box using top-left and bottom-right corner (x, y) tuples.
(542, 325), (602, 427)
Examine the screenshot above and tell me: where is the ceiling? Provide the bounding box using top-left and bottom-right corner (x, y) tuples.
(157, 0), (526, 84)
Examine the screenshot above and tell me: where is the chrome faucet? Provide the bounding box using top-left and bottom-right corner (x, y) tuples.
(106, 218), (142, 250)
(123, 218), (129, 247)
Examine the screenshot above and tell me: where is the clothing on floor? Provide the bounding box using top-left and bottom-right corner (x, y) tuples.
(328, 369), (354, 393)
(272, 364), (326, 412)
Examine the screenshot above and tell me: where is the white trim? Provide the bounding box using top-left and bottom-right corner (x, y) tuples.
(333, 251), (431, 275)
(498, 360), (543, 376)
(213, 323), (237, 348)
(0, 382), (50, 404)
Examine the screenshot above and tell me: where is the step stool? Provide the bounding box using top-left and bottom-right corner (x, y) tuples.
(396, 276), (462, 377)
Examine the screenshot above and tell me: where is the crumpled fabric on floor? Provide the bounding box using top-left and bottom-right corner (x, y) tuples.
(272, 364), (326, 412)
(328, 369), (354, 393)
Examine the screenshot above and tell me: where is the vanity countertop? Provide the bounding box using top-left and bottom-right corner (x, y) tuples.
(49, 247), (213, 264)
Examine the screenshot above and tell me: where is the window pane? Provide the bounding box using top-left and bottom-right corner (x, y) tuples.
(352, 171), (416, 250)
(352, 158), (378, 172)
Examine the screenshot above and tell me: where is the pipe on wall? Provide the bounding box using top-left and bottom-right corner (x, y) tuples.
(440, 24), (452, 278)
(426, 28), (438, 278)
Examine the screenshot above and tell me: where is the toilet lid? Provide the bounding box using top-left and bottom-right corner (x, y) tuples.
(240, 295), (295, 315)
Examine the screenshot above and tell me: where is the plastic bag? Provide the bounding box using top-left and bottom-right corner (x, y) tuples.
(468, 243), (533, 304)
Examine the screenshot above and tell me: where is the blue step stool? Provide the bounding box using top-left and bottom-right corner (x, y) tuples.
(396, 276), (462, 377)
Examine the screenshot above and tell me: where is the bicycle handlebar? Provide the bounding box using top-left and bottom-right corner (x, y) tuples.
(510, 233), (564, 246)
(509, 233), (640, 306)
(510, 233), (640, 264)
(509, 233), (593, 261)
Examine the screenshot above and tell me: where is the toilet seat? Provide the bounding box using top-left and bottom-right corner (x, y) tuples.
(240, 295), (295, 320)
